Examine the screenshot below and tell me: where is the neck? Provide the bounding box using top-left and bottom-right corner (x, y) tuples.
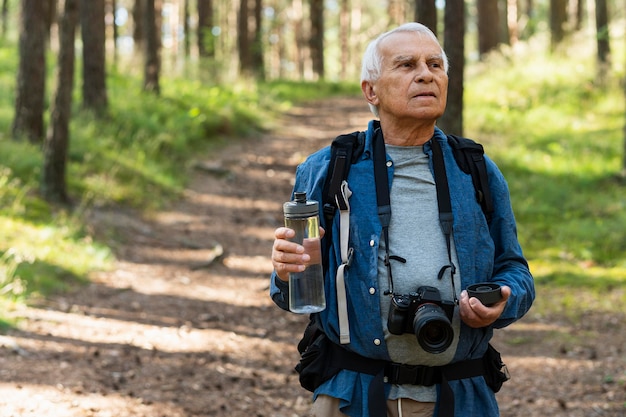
(378, 118), (436, 146)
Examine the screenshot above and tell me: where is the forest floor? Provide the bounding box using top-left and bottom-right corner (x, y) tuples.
(1, 96), (625, 417)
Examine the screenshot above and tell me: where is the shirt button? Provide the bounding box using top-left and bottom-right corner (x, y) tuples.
(374, 338), (381, 346)
(369, 287), (376, 295)
(369, 239), (375, 247)
(386, 161), (393, 168)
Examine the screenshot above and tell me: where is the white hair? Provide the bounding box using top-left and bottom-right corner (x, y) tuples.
(361, 22), (449, 117)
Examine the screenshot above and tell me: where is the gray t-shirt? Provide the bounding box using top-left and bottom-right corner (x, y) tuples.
(378, 144), (462, 402)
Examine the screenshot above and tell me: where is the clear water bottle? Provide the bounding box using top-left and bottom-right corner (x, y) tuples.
(283, 192), (326, 314)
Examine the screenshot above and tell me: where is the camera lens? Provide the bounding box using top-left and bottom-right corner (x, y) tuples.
(413, 303), (454, 354)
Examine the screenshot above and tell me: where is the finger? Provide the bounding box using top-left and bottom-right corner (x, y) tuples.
(274, 227), (295, 239)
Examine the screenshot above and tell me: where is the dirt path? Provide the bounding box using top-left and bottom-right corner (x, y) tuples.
(1, 96), (625, 417)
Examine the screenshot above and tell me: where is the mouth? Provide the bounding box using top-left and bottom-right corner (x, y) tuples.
(414, 92), (436, 98)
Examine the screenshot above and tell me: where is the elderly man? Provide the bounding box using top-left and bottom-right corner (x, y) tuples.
(270, 22), (534, 417)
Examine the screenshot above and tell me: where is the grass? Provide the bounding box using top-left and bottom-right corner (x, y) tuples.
(1, 32), (625, 325)
(465, 35), (626, 316)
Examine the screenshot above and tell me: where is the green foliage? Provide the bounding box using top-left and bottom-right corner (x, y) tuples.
(260, 80), (360, 103)
(465, 36), (626, 315)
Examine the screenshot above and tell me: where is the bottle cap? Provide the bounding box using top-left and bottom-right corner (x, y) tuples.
(283, 192), (319, 218)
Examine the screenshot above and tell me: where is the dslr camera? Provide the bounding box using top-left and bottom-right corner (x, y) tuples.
(387, 286), (455, 354)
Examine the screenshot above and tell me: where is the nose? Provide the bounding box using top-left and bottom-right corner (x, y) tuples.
(414, 62), (434, 82)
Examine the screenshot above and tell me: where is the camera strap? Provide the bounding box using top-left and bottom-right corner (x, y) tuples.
(373, 128), (457, 300)
(430, 137), (459, 304)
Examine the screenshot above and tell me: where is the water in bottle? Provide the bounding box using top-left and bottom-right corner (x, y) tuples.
(283, 192), (326, 314)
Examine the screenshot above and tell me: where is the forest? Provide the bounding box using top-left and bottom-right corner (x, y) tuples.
(0, 0), (625, 416)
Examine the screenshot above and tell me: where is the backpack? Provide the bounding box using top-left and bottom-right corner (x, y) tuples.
(321, 130), (494, 246)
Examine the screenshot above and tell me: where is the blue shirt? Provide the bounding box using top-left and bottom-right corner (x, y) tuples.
(270, 121), (535, 417)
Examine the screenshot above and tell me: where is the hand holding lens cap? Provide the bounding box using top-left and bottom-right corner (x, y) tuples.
(466, 283), (502, 307)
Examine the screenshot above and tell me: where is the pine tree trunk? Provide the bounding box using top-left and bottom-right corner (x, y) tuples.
(438, 0), (465, 136)
(81, 0), (108, 114)
(12, 0), (47, 143)
(197, 0), (213, 57)
(477, 0), (500, 57)
(42, 0), (79, 204)
(310, 0), (324, 79)
(143, 0), (160, 93)
(415, 0), (437, 37)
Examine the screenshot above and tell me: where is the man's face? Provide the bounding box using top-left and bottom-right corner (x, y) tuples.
(364, 31), (449, 124)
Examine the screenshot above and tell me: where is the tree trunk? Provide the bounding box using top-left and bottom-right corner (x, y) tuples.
(310, 0), (324, 79)
(550, 0), (567, 50)
(12, 0), (47, 143)
(133, 0), (144, 49)
(595, 0), (610, 81)
(237, 0), (251, 75)
(1, 0), (8, 38)
(415, 0), (437, 37)
(197, 0), (214, 57)
(143, 0), (159, 93)
(42, 0), (79, 205)
(507, 0), (519, 46)
(183, 0), (190, 56)
(438, 0), (464, 136)
(251, 0), (264, 79)
(81, 0), (108, 114)
(110, 0), (119, 62)
(477, 0), (500, 57)
(339, 0), (351, 80)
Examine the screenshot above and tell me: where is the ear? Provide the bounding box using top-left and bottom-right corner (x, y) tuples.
(361, 80), (379, 106)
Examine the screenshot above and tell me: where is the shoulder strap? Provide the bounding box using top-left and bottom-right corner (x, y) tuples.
(321, 131), (365, 237)
(446, 135), (494, 223)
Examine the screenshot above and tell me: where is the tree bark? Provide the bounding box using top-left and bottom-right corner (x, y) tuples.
(549, 0), (567, 50)
(197, 0), (214, 57)
(595, 0), (610, 80)
(415, 0), (437, 37)
(133, 0), (144, 48)
(438, 0), (464, 136)
(1, 0), (8, 38)
(12, 0), (47, 143)
(183, 0), (190, 56)
(251, 0), (264, 79)
(339, 0), (351, 79)
(143, 0), (160, 93)
(477, 0), (500, 57)
(237, 0), (251, 74)
(81, 0), (108, 114)
(42, 0), (79, 205)
(310, 0), (324, 79)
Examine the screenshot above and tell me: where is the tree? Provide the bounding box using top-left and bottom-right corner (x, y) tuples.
(183, 0), (190, 56)
(339, 0), (351, 79)
(1, 0), (9, 38)
(42, 0), (79, 204)
(237, 0), (251, 74)
(477, 0), (500, 57)
(81, 0), (108, 113)
(143, 0), (160, 93)
(197, 0), (214, 57)
(251, 0), (264, 79)
(550, 0), (567, 50)
(415, 0), (437, 36)
(12, 0), (47, 143)
(133, 0), (144, 48)
(594, 0), (610, 81)
(310, 0), (324, 79)
(438, 0), (465, 136)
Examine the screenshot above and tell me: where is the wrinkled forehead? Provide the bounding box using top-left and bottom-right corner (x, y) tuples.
(379, 30), (442, 53)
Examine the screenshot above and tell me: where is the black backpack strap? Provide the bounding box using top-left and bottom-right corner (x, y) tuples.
(447, 135), (494, 223)
(321, 131), (365, 269)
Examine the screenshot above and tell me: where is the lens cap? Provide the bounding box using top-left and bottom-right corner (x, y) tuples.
(467, 283), (502, 306)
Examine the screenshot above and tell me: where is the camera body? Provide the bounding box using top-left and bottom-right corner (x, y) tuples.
(387, 286), (456, 354)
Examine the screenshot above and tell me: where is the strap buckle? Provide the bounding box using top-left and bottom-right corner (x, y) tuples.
(385, 363), (439, 386)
